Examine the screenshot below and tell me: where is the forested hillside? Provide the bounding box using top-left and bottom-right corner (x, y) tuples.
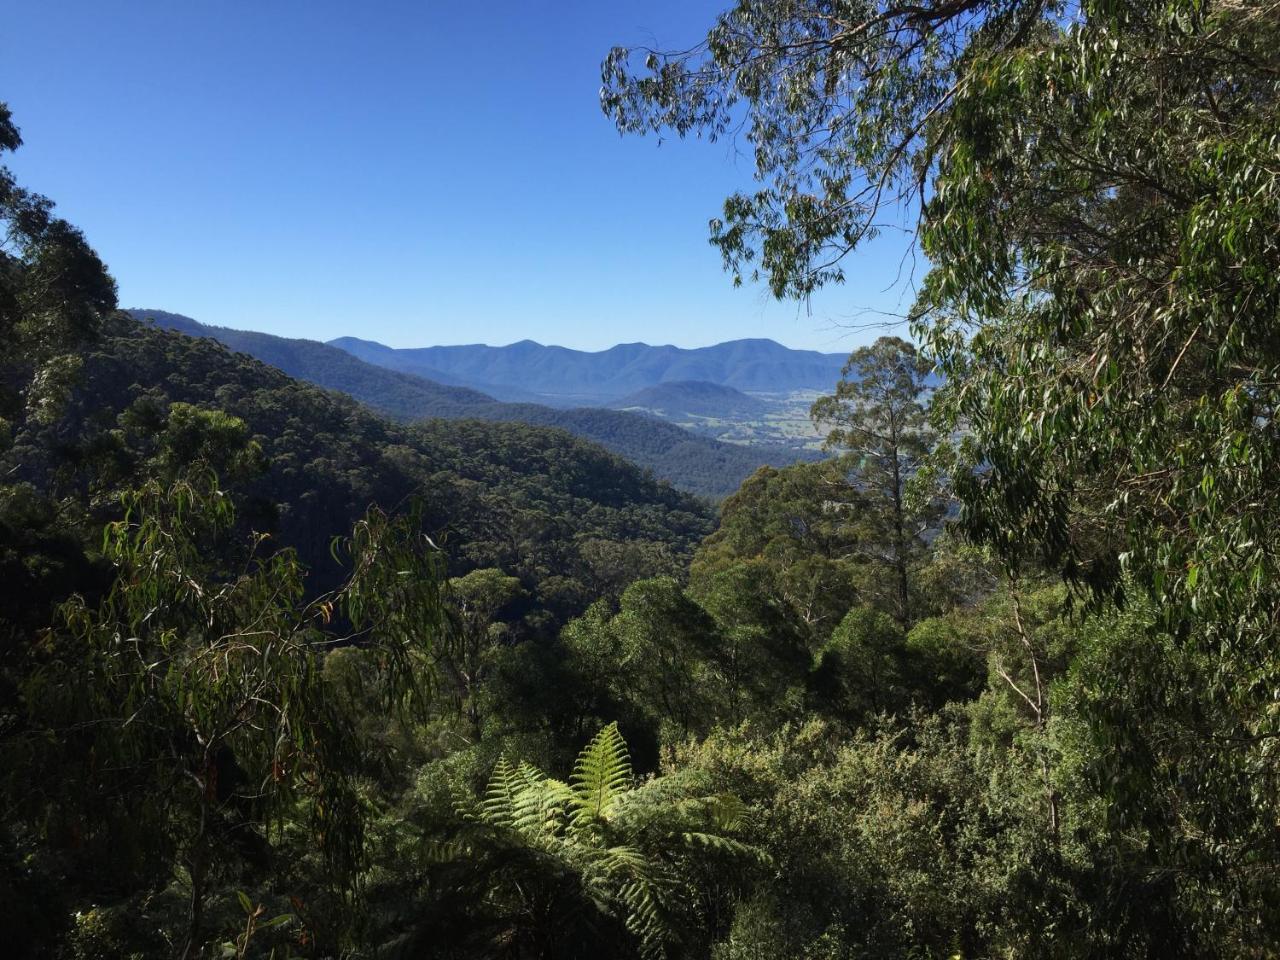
(13, 313), (712, 628)
(128, 309), (505, 415)
(4, 0), (1280, 957)
(132, 310), (811, 498)
(608, 380), (770, 419)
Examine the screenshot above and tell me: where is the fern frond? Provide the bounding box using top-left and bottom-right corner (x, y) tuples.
(480, 755), (521, 828)
(510, 765), (566, 838)
(618, 872), (676, 959)
(575, 842), (678, 959)
(595, 842), (649, 873)
(678, 831), (768, 864)
(518, 775), (574, 838)
(541, 776), (574, 811)
(514, 760), (544, 788)
(450, 779), (484, 823)
(704, 793), (751, 832)
(570, 722), (632, 828)
(420, 837), (471, 863)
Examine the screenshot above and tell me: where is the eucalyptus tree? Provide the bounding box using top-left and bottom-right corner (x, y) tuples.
(811, 336), (938, 624)
(0, 101), (116, 442)
(811, 604), (908, 720)
(562, 578), (726, 748)
(8, 465), (449, 955)
(0, 100), (117, 681)
(603, 0), (1280, 943)
(693, 461), (863, 642)
(603, 0), (1280, 616)
(445, 566), (525, 737)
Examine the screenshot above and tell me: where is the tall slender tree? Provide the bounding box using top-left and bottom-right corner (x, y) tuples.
(810, 336), (937, 624)
(0, 101), (115, 440)
(446, 567), (525, 737)
(0, 100), (117, 672)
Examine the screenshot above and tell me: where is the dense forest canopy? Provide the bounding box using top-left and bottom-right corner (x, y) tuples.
(2, 0), (1279, 956)
(15, 312), (715, 635)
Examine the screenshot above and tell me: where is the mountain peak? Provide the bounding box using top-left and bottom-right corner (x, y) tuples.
(328, 335), (390, 350)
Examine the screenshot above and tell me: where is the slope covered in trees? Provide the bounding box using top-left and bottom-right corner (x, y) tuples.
(132, 310), (813, 498)
(129, 308), (500, 415)
(16, 313), (713, 631)
(608, 379), (770, 419)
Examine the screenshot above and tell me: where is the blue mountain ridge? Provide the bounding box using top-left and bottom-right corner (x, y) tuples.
(327, 335), (849, 402)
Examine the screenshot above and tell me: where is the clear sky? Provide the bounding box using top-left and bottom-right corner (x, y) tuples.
(2, 1), (919, 352)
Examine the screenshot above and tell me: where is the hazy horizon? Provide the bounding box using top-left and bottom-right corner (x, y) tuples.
(131, 306), (855, 356)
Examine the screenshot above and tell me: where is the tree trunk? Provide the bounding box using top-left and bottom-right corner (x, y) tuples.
(890, 440), (909, 627)
(182, 767), (212, 960)
(181, 841), (208, 960)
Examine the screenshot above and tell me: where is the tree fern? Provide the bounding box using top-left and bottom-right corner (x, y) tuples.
(569, 721), (632, 828)
(419, 837), (471, 864)
(418, 723), (761, 957)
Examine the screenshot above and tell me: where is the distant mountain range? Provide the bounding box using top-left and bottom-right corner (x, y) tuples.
(130, 310), (820, 498)
(328, 335), (849, 404)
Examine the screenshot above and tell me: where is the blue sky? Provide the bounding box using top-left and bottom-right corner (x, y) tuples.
(2, 1), (918, 352)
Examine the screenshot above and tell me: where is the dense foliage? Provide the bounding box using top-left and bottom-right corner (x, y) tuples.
(4, 0), (1280, 954)
(17, 314), (712, 622)
(600, 0), (1280, 952)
